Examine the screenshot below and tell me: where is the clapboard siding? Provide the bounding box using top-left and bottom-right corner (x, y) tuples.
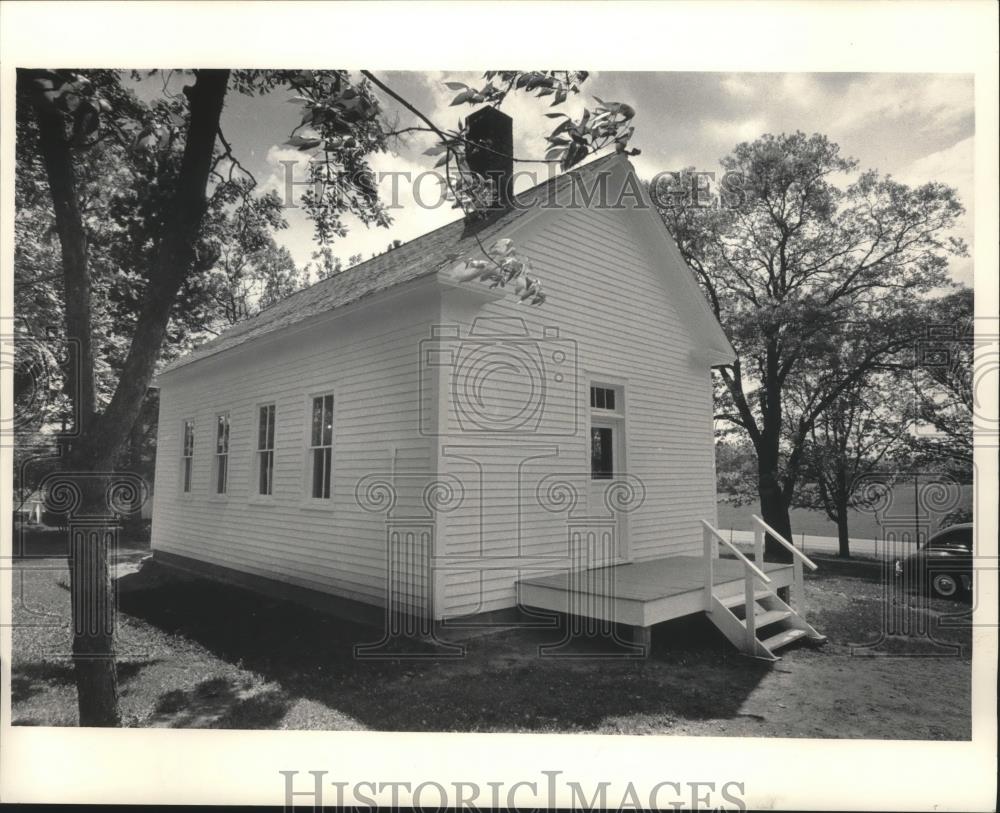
(436, 161), (720, 617)
(151, 280), (440, 608)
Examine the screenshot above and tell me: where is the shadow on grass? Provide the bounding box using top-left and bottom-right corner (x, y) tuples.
(118, 562), (774, 731)
(11, 659), (156, 704)
(150, 676), (291, 728)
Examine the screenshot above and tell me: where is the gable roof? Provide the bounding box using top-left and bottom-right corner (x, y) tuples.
(162, 152), (623, 374)
(160, 150), (733, 374)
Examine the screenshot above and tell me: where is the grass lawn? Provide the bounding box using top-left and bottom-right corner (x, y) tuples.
(9, 551), (972, 738)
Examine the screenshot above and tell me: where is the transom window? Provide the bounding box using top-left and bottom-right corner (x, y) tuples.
(181, 420), (195, 492)
(214, 413), (230, 494)
(309, 394), (334, 499)
(257, 404), (276, 496)
(590, 386), (616, 411)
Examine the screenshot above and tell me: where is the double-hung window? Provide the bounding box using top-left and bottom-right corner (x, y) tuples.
(214, 413), (230, 494)
(257, 404), (276, 496)
(181, 420), (195, 492)
(309, 394), (334, 499)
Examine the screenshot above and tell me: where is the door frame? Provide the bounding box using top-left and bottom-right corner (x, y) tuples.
(585, 375), (631, 563)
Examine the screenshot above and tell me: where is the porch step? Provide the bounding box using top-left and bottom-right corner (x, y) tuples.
(720, 590), (771, 608)
(749, 609), (792, 628)
(760, 627), (808, 652)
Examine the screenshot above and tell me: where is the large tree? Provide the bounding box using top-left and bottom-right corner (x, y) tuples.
(15, 68), (638, 725)
(657, 133), (966, 557)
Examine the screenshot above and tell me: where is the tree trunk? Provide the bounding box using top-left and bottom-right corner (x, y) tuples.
(24, 68), (231, 726)
(757, 452), (794, 563)
(30, 82), (98, 428)
(836, 508), (851, 558)
(835, 467), (851, 558)
(67, 468), (120, 726)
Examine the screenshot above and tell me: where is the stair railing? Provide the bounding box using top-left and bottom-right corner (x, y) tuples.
(702, 520), (771, 652)
(751, 514), (818, 616)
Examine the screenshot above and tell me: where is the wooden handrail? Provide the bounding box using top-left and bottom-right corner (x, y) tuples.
(751, 515), (819, 571)
(701, 520), (772, 584)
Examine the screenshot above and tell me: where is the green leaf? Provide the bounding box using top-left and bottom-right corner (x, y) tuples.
(443, 81), (468, 90)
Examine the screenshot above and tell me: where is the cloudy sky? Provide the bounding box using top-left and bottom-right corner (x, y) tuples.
(143, 71), (975, 286)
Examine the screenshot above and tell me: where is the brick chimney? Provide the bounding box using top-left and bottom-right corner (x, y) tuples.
(465, 105), (514, 209)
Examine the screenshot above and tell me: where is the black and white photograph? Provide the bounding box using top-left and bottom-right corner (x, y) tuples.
(1, 2), (997, 810)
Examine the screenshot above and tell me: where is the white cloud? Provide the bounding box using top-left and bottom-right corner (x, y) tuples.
(898, 136), (974, 285)
(779, 73), (822, 107)
(720, 73), (756, 98)
(703, 117), (768, 143)
(832, 74), (972, 133)
(899, 136), (974, 200)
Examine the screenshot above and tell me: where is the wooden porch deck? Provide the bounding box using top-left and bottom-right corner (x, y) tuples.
(517, 554), (794, 629)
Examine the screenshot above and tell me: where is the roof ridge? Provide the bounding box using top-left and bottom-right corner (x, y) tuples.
(249, 148), (621, 320)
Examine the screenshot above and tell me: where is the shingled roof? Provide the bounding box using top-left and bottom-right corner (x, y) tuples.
(161, 152), (623, 374)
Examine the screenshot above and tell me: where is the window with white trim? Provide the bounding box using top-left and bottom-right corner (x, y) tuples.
(214, 413), (230, 494)
(257, 404), (276, 496)
(309, 394), (334, 499)
(181, 420), (195, 492)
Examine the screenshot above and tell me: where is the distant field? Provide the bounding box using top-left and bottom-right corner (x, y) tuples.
(717, 482), (973, 541)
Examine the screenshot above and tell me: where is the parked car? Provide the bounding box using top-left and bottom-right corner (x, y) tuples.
(895, 523), (973, 599)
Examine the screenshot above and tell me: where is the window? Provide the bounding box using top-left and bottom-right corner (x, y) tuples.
(181, 420), (195, 492)
(309, 394), (334, 499)
(589, 383), (622, 480)
(257, 404), (276, 496)
(214, 413), (230, 494)
(590, 386), (616, 411)
(591, 426), (614, 480)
